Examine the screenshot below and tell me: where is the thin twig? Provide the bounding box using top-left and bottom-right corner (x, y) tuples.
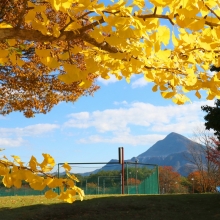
(0, 160), (55, 178)
(16, 0), (28, 28)
(67, 41), (74, 64)
(205, 4), (220, 20)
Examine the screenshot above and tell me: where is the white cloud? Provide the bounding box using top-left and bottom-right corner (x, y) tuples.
(131, 77), (148, 88)
(21, 124), (59, 136)
(64, 112), (91, 129)
(97, 75), (119, 85)
(0, 124), (59, 137)
(0, 137), (26, 147)
(78, 133), (166, 146)
(64, 100), (215, 145)
(113, 101), (128, 106)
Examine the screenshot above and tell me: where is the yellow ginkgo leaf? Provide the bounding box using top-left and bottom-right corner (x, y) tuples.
(0, 58), (8, 64)
(172, 97), (184, 105)
(9, 52), (17, 65)
(79, 80), (93, 89)
(17, 58), (25, 66)
(66, 172), (79, 182)
(45, 190), (58, 199)
(29, 156), (38, 171)
(52, 24), (60, 37)
(158, 26), (170, 46)
(46, 178), (64, 188)
(161, 91), (175, 99)
(0, 22), (12, 28)
(58, 192), (76, 203)
(62, 162), (71, 172)
(0, 50), (9, 58)
(149, 0), (173, 6)
(41, 57), (60, 69)
(64, 22), (81, 31)
(172, 32), (178, 47)
(41, 153), (55, 166)
(188, 19), (205, 31)
(8, 39), (16, 46)
(36, 49), (51, 57)
(0, 166), (8, 175)
(59, 52), (69, 60)
(195, 91), (201, 99)
(13, 179), (22, 189)
(2, 174), (13, 188)
(25, 10), (36, 23)
(66, 179), (75, 188)
(29, 181), (47, 191)
(206, 92), (215, 100)
(152, 84), (158, 92)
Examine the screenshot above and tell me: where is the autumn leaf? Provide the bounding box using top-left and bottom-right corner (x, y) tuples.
(62, 163), (71, 172)
(45, 189), (58, 199)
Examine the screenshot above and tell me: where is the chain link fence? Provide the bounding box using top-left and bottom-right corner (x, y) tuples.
(64, 162), (159, 195)
(0, 162), (159, 196)
(0, 186), (49, 196)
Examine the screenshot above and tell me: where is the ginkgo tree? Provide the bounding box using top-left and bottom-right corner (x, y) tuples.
(1, 0), (220, 203)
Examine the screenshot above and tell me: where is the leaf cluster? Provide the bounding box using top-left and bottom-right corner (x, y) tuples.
(0, 154), (84, 203)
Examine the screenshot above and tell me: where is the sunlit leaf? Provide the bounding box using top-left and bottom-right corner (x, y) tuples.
(45, 189), (58, 199)
(0, 22), (12, 28)
(195, 91), (201, 99)
(62, 163), (71, 172)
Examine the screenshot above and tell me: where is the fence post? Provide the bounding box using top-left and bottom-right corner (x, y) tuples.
(98, 177), (99, 194)
(126, 162), (129, 194)
(58, 163), (60, 195)
(157, 165), (160, 194)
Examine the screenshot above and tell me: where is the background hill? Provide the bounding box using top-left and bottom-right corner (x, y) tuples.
(130, 132), (202, 176)
(75, 132), (203, 176)
(136, 132), (193, 158)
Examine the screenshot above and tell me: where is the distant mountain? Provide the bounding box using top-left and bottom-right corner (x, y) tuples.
(137, 132), (193, 158)
(133, 132), (202, 176)
(76, 132), (203, 177)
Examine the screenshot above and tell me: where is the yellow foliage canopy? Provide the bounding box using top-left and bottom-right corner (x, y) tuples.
(0, 0), (219, 107)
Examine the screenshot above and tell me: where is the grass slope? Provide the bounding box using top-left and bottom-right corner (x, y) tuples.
(0, 194), (220, 220)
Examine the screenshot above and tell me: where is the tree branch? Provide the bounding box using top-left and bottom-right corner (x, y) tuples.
(16, 0), (28, 28)
(0, 27), (119, 53)
(205, 4), (220, 20)
(81, 33), (118, 53)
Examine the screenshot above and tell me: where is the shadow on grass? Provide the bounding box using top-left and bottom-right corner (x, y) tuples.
(1, 194), (220, 220)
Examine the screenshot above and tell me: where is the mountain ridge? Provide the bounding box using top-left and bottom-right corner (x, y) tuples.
(75, 132), (202, 176)
(107, 132), (201, 176)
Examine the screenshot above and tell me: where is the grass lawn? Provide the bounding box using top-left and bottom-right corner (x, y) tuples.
(0, 194), (220, 220)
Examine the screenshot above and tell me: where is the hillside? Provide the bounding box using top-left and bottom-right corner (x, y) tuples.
(119, 133), (201, 176)
(137, 132), (193, 158)
(77, 132), (203, 176)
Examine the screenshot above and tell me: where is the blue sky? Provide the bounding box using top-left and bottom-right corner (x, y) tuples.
(0, 74), (215, 173)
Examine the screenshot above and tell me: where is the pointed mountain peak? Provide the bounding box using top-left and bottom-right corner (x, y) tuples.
(137, 132), (192, 158)
(165, 132), (188, 140)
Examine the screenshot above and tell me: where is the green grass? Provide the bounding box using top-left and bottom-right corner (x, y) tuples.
(0, 194), (220, 220)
